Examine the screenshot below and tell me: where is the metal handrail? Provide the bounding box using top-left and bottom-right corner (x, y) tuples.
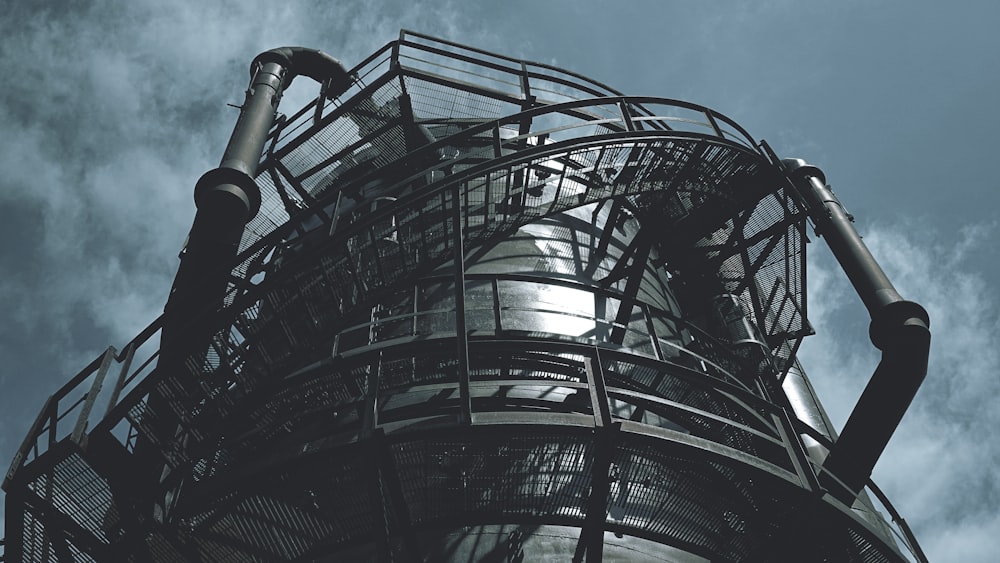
(2, 316), (163, 490)
(252, 97), (770, 273)
(4, 298), (924, 563)
(790, 417), (929, 563)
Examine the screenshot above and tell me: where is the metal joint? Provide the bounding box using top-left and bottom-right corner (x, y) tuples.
(193, 167), (262, 218)
(251, 47), (354, 98)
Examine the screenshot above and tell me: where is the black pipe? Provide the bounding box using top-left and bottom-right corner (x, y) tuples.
(783, 158), (931, 503)
(252, 47), (352, 87)
(161, 49), (351, 369)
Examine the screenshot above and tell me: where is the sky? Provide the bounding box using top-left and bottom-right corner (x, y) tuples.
(1, 1), (998, 560)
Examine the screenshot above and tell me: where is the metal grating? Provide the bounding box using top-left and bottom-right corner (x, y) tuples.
(393, 432), (593, 524)
(25, 452), (118, 548)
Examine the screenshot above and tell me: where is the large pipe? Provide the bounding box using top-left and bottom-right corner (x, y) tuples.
(161, 49), (351, 364)
(783, 158), (931, 503)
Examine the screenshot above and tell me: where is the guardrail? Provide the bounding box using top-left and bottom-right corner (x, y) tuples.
(3, 305), (926, 563)
(792, 420), (929, 563)
(2, 318), (162, 491)
(3, 315), (926, 563)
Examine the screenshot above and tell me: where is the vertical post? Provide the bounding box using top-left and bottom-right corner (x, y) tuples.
(491, 277), (502, 333)
(641, 304), (664, 361)
(585, 351), (611, 428)
(103, 343), (136, 419)
(582, 428), (613, 563)
(576, 349), (614, 563)
(366, 430), (390, 563)
(71, 347), (117, 444)
(617, 99), (635, 132)
(772, 410), (822, 493)
(361, 351), (382, 439)
(705, 110), (724, 138)
(452, 186), (472, 424)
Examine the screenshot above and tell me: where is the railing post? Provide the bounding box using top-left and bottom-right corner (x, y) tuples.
(71, 347), (117, 445)
(617, 99), (635, 132)
(772, 409), (822, 494)
(705, 110), (724, 138)
(103, 343), (137, 419)
(452, 185), (472, 425)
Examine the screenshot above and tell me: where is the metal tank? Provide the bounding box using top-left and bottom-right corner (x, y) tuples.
(2, 31), (929, 562)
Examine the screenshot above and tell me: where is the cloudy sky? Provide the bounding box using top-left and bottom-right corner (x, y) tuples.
(1, 1), (997, 560)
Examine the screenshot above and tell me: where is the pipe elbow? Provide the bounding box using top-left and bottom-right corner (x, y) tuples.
(252, 47), (354, 95)
(822, 302), (930, 501)
(870, 299), (930, 350)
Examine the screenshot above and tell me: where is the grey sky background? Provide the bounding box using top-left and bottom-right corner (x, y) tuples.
(1, 1), (997, 560)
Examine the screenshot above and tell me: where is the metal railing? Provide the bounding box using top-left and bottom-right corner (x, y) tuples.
(2, 319), (162, 490)
(3, 308), (926, 563)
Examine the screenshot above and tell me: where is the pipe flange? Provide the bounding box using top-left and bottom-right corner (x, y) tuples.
(869, 299), (931, 350)
(252, 47), (354, 96)
(782, 157), (826, 185)
(194, 167), (262, 219)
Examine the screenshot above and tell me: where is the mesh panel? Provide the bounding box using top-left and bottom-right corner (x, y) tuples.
(601, 355), (791, 471)
(405, 77), (518, 121)
(607, 445), (779, 560)
(21, 509), (58, 562)
(26, 452), (118, 546)
(393, 432), (592, 524)
(181, 452), (376, 559)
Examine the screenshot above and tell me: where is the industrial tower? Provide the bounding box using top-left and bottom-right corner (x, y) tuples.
(3, 32), (930, 562)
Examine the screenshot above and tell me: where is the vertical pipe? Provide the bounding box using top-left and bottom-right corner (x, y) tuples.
(783, 159), (931, 501)
(147, 49), (351, 493)
(161, 61), (285, 363)
(784, 161), (903, 317)
(162, 48), (351, 367)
